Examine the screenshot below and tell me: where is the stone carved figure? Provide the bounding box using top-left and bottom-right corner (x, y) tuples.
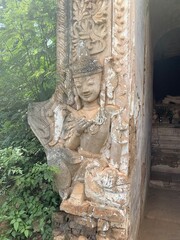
(28, 42), (128, 223)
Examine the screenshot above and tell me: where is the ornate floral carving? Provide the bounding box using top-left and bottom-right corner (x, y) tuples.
(110, 0), (131, 176)
(72, 0), (108, 60)
(112, 0), (130, 102)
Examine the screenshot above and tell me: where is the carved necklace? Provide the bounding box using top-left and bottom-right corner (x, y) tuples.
(88, 107), (107, 135)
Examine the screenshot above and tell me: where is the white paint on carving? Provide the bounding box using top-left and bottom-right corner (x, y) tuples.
(53, 105), (64, 142)
(121, 144), (128, 155)
(109, 159), (119, 169)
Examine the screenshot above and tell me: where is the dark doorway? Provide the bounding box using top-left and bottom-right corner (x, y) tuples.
(151, 28), (180, 189)
(153, 56), (180, 102)
(153, 28), (180, 102)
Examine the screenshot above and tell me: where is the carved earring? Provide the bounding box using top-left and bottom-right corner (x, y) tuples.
(73, 87), (82, 110)
(99, 76), (106, 109)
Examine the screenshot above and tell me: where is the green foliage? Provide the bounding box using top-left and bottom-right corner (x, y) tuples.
(0, 0), (60, 239)
(0, 147), (60, 240)
(0, 0), (56, 101)
(0, 0), (57, 148)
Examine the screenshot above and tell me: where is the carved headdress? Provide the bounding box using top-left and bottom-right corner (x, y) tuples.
(72, 41), (103, 78)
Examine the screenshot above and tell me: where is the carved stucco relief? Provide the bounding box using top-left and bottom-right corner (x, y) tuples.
(56, 0), (132, 175)
(29, 0), (133, 239)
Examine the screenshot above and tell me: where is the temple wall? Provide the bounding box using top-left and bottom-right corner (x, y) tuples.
(129, 0), (153, 239)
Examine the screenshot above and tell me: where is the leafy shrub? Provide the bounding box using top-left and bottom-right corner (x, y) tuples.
(0, 0), (60, 238)
(0, 147), (60, 240)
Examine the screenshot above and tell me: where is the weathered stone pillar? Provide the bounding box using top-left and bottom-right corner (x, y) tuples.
(28, 0), (151, 239)
(56, 1), (133, 239)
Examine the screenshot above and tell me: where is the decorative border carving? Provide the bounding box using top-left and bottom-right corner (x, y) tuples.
(111, 0), (131, 176)
(57, 0), (72, 71)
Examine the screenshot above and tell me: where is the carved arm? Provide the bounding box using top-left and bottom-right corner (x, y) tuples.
(64, 118), (93, 151)
(64, 131), (81, 150)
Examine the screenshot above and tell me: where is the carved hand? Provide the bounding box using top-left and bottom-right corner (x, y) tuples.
(64, 118), (93, 150)
(76, 118), (93, 136)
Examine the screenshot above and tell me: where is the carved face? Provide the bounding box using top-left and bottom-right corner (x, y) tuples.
(74, 73), (102, 103)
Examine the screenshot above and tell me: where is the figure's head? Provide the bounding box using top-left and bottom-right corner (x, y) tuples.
(74, 72), (102, 104)
(71, 41), (103, 108)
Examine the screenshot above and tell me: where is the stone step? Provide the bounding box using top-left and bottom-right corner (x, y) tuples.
(151, 154), (180, 162)
(152, 151), (180, 156)
(152, 127), (180, 136)
(151, 171), (180, 184)
(152, 136), (180, 142)
(149, 180), (180, 191)
(152, 148), (180, 154)
(151, 165), (180, 174)
(152, 143), (180, 150)
(151, 158), (180, 168)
